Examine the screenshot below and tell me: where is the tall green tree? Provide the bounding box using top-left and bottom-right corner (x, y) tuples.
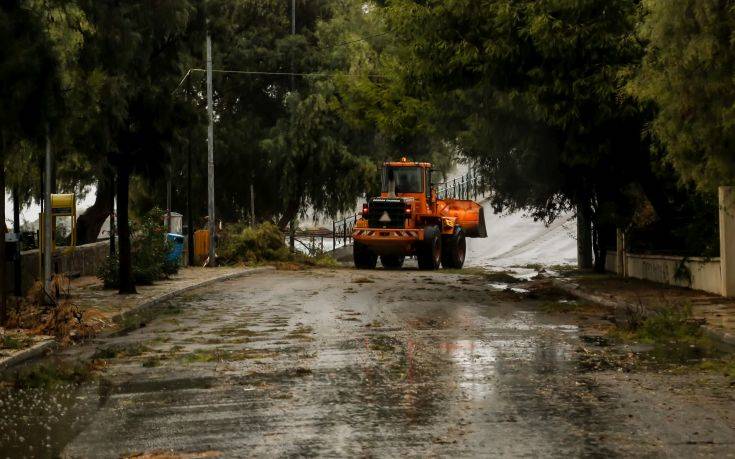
(630, 0), (735, 191)
(0, 0), (64, 317)
(381, 0), (658, 269)
(75, 0), (199, 293)
(153, 0), (389, 227)
(323, 0), (454, 175)
(261, 86), (376, 226)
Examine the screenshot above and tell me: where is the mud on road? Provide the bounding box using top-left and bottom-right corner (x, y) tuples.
(1, 268), (734, 458)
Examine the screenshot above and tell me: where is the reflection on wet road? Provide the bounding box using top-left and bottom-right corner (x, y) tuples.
(0, 269), (727, 457)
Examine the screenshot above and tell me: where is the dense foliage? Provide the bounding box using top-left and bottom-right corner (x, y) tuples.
(364, 0), (726, 266)
(2, 0), (734, 298)
(98, 209), (179, 289)
(630, 0), (735, 192)
(218, 221), (290, 264)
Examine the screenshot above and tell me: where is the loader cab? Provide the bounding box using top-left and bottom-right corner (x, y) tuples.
(381, 166), (424, 195)
(380, 158), (433, 213)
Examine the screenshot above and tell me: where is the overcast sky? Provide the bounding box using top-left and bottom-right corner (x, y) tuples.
(4, 185), (97, 230)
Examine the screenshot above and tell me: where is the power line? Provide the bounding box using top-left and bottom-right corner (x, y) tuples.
(174, 67), (387, 94)
(198, 68), (387, 78)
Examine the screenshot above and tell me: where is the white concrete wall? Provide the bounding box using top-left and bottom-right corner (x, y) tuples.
(605, 251), (617, 273)
(605, 251), (721, 295)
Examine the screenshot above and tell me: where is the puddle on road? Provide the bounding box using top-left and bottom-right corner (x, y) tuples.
(0, 368), (100, 458)
(488, 282), (530, 293)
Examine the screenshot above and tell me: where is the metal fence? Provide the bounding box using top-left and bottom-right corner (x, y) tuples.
(436, 169), (485, 200)
(332, 213), (360, 250)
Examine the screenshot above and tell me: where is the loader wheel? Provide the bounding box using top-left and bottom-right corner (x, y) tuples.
(417, 225), (442, 270)
(380, 255), (405, 269)
(441, 227), (466, 269)
(353, 242), (377, 269)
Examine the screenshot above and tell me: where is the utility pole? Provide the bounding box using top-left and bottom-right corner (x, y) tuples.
(291, 0), (296, 90)
(43, 124), (53, 302)
(12, 187), (21, 297)
(250, 181), (255, 227)
(206, 32), (216, 266)
(187, 76), (194, 266)
(289, 0), (296, 252)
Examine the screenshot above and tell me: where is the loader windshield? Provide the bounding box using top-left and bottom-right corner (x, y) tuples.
(382, 166), (423, 193)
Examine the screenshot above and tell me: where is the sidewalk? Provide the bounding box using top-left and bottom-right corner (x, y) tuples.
(553, 273), (735, 346)
(0, 266), (272, 370)
(70, 266), (270, 322)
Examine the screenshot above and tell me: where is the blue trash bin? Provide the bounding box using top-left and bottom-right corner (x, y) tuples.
(166, 233), (185, 264)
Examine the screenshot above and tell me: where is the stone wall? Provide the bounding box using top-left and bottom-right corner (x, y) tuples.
(4, 241), (109, 295)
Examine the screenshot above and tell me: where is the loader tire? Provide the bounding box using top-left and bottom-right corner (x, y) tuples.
(417, 225), (442, 270)
(353, 242), (377, 269)
(441, 227), (466, 269)
(380, 255), (405, 269)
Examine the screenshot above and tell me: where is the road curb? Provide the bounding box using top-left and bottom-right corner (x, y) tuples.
(551, 277), (735, 347)
(0, 339), (57, 372)
(551, 278), (641, 311)
(0, 266), (274, 373)
(702, 327), (735, 348)
(551, 278), (649, 314)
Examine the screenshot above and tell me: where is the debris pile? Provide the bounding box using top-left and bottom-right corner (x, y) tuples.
(3, 279), (107, 346)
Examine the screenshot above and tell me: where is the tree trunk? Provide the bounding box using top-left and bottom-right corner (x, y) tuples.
(0, 141), (7, 323)
(277, 198), (300, 252)
(278, 198), (300, 231)
(592, 220), (607, 273)
(116, 161), (136, 294)
(13, 186), (21, 297)
(76, 178), (113, 245)
(187, 139), (194, 266)
(576, 201), (593, 270)
(109, 169), (116, 256)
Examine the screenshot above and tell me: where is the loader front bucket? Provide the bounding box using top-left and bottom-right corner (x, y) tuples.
(473, 206), (487, 238)
(439, 199), (487, 238)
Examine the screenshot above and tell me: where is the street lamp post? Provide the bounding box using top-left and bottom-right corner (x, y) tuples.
(206, 33), (216, 267)
(43, 124), (53, 302)
(289, 0), (297, 252)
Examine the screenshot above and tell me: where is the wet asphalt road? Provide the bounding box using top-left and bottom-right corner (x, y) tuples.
(2, 268), (734, 458)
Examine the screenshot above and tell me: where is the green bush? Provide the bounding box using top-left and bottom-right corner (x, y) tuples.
(635, 305), (701, 345)
(97, 208), (180, 288)
(611, 303), (704, 347)
(291, 251), (339, 268)
(219, 221), (290, 264)
(99, 254), (120, 289)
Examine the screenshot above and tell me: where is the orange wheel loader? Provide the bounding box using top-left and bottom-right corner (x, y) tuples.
(352, 158), (487, 270)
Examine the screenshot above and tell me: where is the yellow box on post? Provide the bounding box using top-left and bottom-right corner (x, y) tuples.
(193, 229), (210, 266)
(39, 193), (77, 275)
(39, 193), (77, 250)
(50, 194), (75, 217)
